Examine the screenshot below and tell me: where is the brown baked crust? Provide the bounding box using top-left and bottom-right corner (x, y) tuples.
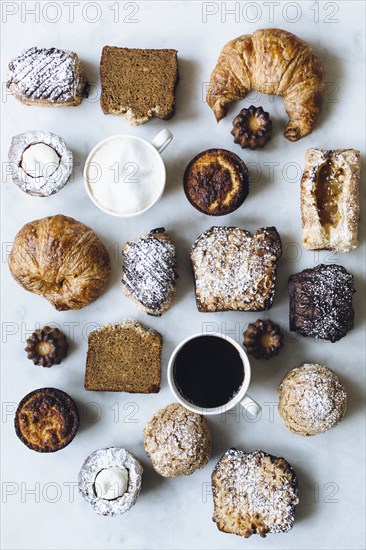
(15, 388), (79, 452)
(8, 215), (111, 311)
(243, 319), (284, 359)
(85, 321), (162, 393)
(144, 403), (212, 477)
(183, 149), (249, 216)
(100, 47), (179, 125)
(231, 106), (272, 149)
(207, 28), (325, 141)
(191, 226), (282, 312)
(212, 449), (299, 538)
(288, 264), (355, 342)
(301, 149), (360, 252)
(25, 326), (68, 367)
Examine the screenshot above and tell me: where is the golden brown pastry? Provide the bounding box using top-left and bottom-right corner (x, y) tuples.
(301, 149), (360, 252)
(15, 388), (79, 452)
(207, 28), (325, 141)
(8, 215), (111, 311)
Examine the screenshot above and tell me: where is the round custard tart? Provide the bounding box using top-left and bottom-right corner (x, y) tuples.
(78, 447), (143, 516)
(183, 149), (249, 216)
(8, 130), (73, 197)
(15, 388), (79, 452)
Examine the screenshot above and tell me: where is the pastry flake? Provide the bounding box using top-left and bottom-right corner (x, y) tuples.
(207, 28), (325, 141)
(301, 148), (360, 252)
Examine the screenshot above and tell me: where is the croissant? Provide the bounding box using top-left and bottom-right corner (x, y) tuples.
(207, 28), (325, 141)
(9, 215), (111, 311)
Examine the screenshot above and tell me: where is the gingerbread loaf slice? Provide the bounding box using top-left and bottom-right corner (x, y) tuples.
(100, 47), (178, 125)
(85, 321), (162, 393)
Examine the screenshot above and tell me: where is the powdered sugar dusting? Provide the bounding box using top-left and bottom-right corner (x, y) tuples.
(7, 47), (87, 104)
(212, 449), (299, 538)
(191, 226), (281, 312)
(122, 231), (177, 314)
(278, 364), (347, 436)
(289, 263), (355, 342)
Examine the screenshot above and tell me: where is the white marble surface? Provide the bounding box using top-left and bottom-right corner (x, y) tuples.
(1, 1), (365, 549)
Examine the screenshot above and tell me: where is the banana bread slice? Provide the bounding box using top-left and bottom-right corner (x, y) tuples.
(85, 320), (162, 393)
(100, 46), (178, 125)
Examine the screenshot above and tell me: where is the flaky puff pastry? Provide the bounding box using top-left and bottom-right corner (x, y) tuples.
(207, 28), (325, 141)
(301, 149), (360, 253)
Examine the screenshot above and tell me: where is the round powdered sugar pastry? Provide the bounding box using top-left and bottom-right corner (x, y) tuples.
(144, 403), (212, 477)
(78, 447), (143, 516)
(8, 130), (73, 197)
(278, 364), (347, 436)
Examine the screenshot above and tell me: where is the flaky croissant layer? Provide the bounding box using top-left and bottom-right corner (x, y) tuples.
(207, 28), (325, 142)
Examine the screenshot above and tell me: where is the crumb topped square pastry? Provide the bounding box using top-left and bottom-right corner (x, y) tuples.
(191, 226), (282, 312)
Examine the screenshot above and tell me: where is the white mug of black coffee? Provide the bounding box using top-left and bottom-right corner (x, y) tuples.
(167, 333), (261, 416)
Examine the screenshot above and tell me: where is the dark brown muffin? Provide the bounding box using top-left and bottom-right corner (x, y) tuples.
(25, 326), (68, 367)
(183, 149), (249, 216)
(15, 388), (79, 452)
(231, 106), (272, 150)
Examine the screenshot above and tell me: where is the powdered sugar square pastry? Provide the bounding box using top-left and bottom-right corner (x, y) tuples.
(191, 226), (281, 312)
(301, 149), (360, 252)
(7, 47), (89, 106)
(212, 449), (299, 538)
(122, 228), (178, 316)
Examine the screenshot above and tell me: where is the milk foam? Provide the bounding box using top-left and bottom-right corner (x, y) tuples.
(86, 137), (164, 215)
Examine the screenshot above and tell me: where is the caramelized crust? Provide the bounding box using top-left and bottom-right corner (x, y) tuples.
(8, 215), (111, 310)
(15, 388), (79, 452)
(184, 149), (249, 216)
(207, 28), (325, 141)
(301, 149), (360, 252)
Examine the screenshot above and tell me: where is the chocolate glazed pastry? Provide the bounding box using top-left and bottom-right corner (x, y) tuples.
(7, 47), (89, 106)
(183, 149), (250, 216)
(289, 264), (355, 342)
(15, 388), (79, 452)
(122, 228), (178, 316)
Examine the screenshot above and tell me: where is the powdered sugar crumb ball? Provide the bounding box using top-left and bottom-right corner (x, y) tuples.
(144, 403), (212, 477)
(278, 364), (347, 436)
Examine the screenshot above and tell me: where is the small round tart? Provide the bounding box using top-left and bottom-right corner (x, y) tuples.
(78, 447), (143, 516)
(8, 130), (73, 197)
(15, 388), (79, 452)
(183, 149), (249, 216)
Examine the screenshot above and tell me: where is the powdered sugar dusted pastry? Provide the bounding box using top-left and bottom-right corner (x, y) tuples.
(78, 447), (142, 516)
(7, 47), (89, 106)
(122, 228), (178, 316)
(191, 226), (281, 312)
(301, 149), (360, 252)
(144, 403), (211, 477)
(8, 131), (73, 196)
(278, 364), (347, 436)
(289, 264), (355, 342)
(212, 449), (299, 538)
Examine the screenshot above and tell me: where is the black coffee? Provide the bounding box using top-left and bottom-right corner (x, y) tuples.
(173, 335), (244, 408)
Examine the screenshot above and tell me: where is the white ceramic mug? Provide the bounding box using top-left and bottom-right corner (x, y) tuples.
(167, 333), (261, 417)
(83, 129), (173, 217)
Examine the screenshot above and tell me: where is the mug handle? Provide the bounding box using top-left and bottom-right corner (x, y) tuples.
(151, 129), (173, 154)
(239, 394), (261, 417)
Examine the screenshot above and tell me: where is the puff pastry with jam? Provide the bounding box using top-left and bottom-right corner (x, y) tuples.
(301, 149), (360, 253)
